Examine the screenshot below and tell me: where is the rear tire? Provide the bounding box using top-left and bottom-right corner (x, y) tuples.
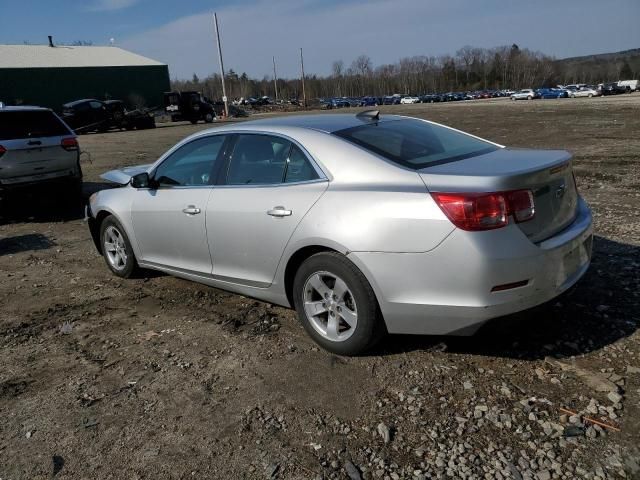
(292, 252), (385, 355)
(99, 215), (138, 278)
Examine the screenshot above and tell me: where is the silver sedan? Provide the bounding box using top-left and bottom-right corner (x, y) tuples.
(87, 111), (593, 355)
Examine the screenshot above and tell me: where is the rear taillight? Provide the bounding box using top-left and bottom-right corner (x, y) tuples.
(506, 190), (535, 223)
(61, 137), (78, 151)
(0, 145), (6, 158)
(432, 189), (535, 231)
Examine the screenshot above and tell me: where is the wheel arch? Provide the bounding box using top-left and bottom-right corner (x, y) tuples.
(88, 208), (127, 254)
(281, 241), (385, 319)
(283, 245), (339, 307)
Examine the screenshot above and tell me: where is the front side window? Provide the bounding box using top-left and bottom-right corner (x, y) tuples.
(154, 135), (226, 187)
(334, 119), (498, 169)
(226, 134), (290, 185)
(89, 101), (104, 110)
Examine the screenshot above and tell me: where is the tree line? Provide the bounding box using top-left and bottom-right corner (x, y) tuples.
(171, 44), (638, 101)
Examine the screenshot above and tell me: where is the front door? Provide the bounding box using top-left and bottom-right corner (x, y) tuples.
(131, 134), (227, 274)
(207, 134), (328, 287)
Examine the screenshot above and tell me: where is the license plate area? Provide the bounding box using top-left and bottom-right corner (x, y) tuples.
(557, 235), (592, 287)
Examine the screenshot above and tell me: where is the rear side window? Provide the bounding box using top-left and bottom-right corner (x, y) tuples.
(0, 111), (71, 140)
(333, 118), (498, 169)
(285, 145), (319, 183)
(226, 134), (290, 185)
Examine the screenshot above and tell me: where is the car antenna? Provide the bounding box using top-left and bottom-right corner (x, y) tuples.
(356, 110), (380, 121)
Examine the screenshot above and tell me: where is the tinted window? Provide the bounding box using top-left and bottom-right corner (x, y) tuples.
(0, 110), (70, 140)
(154, 136), (225, 187)
(285, 144), (319, 183)
(334, 119), (498, 169)
(89, 101), (103, 109)
(226, 134), (290, 185)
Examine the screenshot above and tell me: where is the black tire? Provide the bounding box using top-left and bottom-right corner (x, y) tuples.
(292, 252), (385, 355)
(204, 113), (214, 123)
(99, 215), (138, 278)
(190, 119), (198, 125)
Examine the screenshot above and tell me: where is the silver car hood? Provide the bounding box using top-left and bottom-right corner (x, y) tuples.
(100, 164), (152, 184)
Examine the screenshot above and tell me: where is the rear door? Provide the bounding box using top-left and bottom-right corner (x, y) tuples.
(0, 110), (77, 184)
(206, 134), (328, 287)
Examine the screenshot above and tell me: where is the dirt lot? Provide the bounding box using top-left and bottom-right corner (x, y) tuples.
(1, 95), (639, 480)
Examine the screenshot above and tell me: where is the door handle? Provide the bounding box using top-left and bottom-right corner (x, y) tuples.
(182, 205), (201, 215)
(267, 206), (292, 217)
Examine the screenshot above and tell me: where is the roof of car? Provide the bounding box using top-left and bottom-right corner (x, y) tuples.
(63, 99), (100, 107)
(0, 105), (50, 112)
(238, 112), (403, 133)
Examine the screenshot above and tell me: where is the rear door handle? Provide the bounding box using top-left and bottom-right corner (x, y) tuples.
(267, 206), (292, 217)
(182, 205), (201, 215)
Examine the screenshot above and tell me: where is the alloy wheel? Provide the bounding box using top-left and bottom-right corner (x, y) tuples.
(303, 271), (358, 342)
(103, 225), (128, 271)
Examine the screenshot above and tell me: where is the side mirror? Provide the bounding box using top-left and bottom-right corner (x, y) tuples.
(131, 172), (152, 189)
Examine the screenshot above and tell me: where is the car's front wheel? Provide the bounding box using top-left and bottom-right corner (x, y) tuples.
(100, 216), (138, 278)
(293, 252), (385, 355)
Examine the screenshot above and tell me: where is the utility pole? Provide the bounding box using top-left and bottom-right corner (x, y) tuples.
(213, 12), (228, 118)
(300, 47), (306, 108)
(272, 56), (279, 102)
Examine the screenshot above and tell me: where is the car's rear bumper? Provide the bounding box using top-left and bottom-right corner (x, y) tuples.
(0, 170), (81, 192)
(350, 197), (593, 335)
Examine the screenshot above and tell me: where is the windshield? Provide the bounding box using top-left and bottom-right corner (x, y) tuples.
(333, 118), (499, 169)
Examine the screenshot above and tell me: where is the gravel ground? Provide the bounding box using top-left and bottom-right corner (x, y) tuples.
(1, 94), (639, 479)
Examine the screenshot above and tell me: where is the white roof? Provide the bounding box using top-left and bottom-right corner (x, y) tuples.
(0, 45), (165, 69)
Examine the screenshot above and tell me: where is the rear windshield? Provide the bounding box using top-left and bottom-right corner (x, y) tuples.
(0, 110), (71, 140)
(333, 118), (498, 169)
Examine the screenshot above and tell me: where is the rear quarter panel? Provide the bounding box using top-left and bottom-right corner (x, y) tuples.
(279, 130), (455, 255)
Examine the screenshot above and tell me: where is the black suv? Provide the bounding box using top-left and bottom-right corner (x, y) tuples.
(164, 91), (216, 124)
(600, 83), (627, 95)
(61, 99), (156, 133)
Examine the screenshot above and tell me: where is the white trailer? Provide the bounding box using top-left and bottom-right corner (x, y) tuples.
(618, 79), (638, 92)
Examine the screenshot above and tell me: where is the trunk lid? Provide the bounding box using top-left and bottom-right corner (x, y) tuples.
(419, 148), (579, 243)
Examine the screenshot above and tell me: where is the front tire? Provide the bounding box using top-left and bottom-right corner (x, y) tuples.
(99, 216), (138, 278)
(293, 252), (385, 355)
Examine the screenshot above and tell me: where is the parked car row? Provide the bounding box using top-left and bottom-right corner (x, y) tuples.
(319, 90), (518, 109)
(510, 80), (638, 101)
(510, 86), (601, 100)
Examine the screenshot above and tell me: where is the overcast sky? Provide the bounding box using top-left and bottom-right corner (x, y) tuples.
(3, 0), (639, 79)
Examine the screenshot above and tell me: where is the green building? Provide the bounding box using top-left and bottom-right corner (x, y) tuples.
(0, 42), (170, 110)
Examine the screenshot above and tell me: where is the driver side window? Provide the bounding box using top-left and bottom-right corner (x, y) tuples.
(154, 135), (225, 187)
